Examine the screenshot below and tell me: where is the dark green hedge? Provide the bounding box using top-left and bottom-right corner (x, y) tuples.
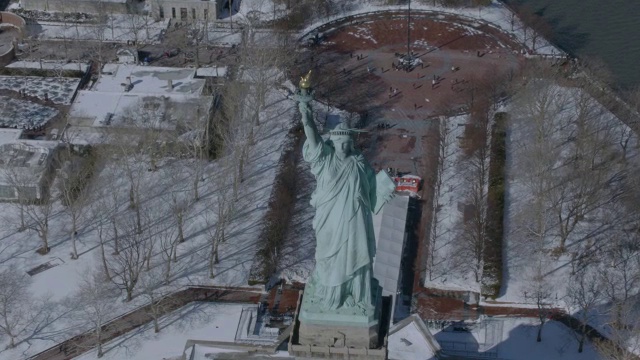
(481, 112), (507, 299)
(248, 126), (302, 285)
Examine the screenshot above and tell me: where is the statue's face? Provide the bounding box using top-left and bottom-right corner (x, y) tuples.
(332, 136), (352, 160)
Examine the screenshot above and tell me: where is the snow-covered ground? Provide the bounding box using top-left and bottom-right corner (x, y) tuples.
(0, 84), (296, 358)
(431, 317), (603, 359)
(74, 302), (246, 360)
(498, 81), (640, 355)
(499, 82), (638, 304)
(424, 114), (482, 293)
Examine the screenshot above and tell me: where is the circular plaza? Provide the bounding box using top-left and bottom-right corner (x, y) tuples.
(295, 10), (527, 177)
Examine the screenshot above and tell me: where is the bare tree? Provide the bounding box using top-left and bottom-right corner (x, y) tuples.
(138, 268), (179, 333)
(566, 268), (602, 353)
(426, 115), (456, 282)
(57, 153), (95, 260)
(73, 267), (119, 358)
(218, 80), (252, 201)
(239, 29), (291, 118)
(3, 167), (32, 232)
(24, 196), (55, 255)
(217, 29), (293, 200)
(186, 22), (206, 69)
(613, 122), (636, 164)
(598, 228), (640, 329)
(124, 5), (151, 53)
(593, 302), (640, 360)
(165, 165), (192, 245)
(510, 80), (569, 252)
(523, 258), (554, 342)
(90, 198), (112, 281)
(58, 2), (72, 59)
(0, 267), (32, 348)
(454, 90), (493, 283)
(100, 169), (123, 256)
(87, 3), (112, 71)
(203, 185), (233, 279)
(112, 134), (147, 234)
(174, 102), (212, 202)
(142, 211), (157, 272)
(155, 220), (178, 283)
(108, 216), (148, 301)
(548, 88), (620, 252)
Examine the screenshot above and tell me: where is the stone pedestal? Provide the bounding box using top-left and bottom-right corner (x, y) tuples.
(297, 279), (382, 349)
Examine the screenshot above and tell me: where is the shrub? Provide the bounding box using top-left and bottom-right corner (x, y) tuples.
(481, 112), (507, 299)
(248, 126), (302, 285)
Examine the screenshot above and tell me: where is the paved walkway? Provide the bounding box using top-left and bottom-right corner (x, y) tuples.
(29, 287), (262, 360)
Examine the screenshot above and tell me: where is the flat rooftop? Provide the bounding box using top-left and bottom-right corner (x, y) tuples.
(0, 140), (58, 186)
(69, 91), (212, 129)
(0, 129), (22, 147)
(7, 61), (89, 73)
(97, 64), (205, 95)
(67, 64), (212, 142)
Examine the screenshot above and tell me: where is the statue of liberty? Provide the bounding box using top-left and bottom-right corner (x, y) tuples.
(294, 71), (395, 312)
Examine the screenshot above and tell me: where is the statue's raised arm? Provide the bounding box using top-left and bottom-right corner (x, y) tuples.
(292, 71), (322, 149)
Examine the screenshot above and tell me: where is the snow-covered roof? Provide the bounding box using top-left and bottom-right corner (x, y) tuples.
(196, 66), (228, 78)
(388, 314), (440, 360)
(0, 129), (22, 146)
(236, 0), (289, 24)
(0, 76), (80, 105)
(205, 29), (242, 46)
(372, 195), (410, 297)
(0, 95), (59, 130)
(0, 140), (58, 187)
(6, 61), (89, 73)
(68, 91), (212, 133)
(97, 64), (205, 95)
(184, 344), (243, 360)
(66, 63), (211, 143)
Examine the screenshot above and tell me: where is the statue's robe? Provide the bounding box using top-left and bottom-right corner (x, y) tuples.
(303, 139), (377, 310)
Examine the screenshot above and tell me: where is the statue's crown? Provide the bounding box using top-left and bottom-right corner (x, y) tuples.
(329, 123), (356, 137)
(299, 70), (312, 89)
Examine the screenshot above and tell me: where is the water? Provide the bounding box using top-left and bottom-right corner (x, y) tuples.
(507, 0), (640, 90)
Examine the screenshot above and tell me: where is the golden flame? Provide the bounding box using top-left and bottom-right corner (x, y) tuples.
(299, 70), (312, 89)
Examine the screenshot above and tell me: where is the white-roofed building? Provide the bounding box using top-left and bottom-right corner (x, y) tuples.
(66, 63), (213, 145)
(0, 128), (23, 146)
(372, 195), (410, 325)
(196, 66), (228, 78)
(6, 61), (89, 73)
(0, 139), (59, 201)
(387, 314), (441, 360)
